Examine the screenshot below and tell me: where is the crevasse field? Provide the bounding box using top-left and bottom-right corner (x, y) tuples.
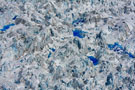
(0, 0), (135, 90)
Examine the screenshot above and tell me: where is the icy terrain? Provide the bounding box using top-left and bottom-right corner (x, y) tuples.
(0, 0), (135, 90)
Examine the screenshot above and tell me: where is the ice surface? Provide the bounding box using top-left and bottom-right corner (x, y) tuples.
(0, 0), (135, 90)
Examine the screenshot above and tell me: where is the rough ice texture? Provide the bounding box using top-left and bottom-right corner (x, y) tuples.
(0, 0), (135, 90)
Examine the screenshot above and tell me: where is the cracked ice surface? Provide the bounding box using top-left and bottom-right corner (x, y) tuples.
(0, 0), (135, 90)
